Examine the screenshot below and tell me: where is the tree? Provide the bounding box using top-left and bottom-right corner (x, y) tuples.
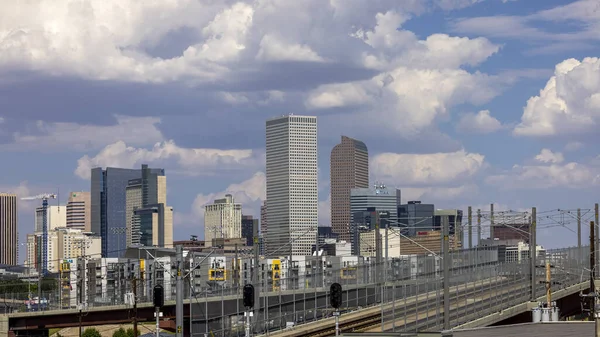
(112, 327), (127, 337)
(82, 328), (102, 337)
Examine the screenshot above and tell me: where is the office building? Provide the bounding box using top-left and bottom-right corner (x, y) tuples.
(398, 201), (435, 237)
(124, 166), (173, 248)
(434, 209), (463, 249)
(242, 215), (258, 246)
(265, 115), (318, 256)
(330, 135), (369, 243)
(204, 194), (242, 246)
(0, 193), (17, 265)
(27, 228), (101, 273)
(35, 205), (66, 232)
(91, 165), (165, 257)
(66, 192), (91, 231)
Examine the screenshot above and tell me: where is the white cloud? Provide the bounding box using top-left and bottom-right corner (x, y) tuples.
(534, 148), (564, 164)
(565, 141), (584, 151)
(486, 161), (600, 189)
(256, 34), (324, 62)
(74, 140), (262, 179)
(0, 116), (4, 124)
(456, 110), (503, 134)
(0, 181), (47, 213)
(371, 149), (486, 185)
(514, 57), (600, 137)
(1, 115), (163, 152)
(402, 184), (479, 202)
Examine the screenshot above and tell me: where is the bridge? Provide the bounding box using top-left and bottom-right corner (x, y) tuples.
(0, 244), (590, 337)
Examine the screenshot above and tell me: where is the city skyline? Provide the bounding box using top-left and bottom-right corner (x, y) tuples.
(1, 0), (599, 260)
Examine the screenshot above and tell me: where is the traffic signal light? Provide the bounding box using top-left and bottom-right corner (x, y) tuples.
(153, 284), (164, 308)
(243, 284), (255, 308)
(330, 282), (342, 309)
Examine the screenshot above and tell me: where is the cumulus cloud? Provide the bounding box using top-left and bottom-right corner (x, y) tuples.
(0, 115), (164, 152)
(514, 58), (600, 137)
(486, 160), (600, 189)
(535, 149), (564, 164)
(74, 140), (263, 179)
(456, 110), (503, 134)
(371, 149), (486, 186)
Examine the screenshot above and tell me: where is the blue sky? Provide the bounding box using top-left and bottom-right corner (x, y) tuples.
(1, 0), (600, 261)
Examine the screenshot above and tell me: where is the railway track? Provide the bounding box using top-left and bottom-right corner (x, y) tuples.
(300, 277), (527, 337)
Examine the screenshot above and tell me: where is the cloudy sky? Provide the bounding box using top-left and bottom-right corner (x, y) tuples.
(1, 0), (599, 260)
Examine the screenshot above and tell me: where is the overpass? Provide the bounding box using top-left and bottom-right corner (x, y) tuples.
(1, 245), (590, 336)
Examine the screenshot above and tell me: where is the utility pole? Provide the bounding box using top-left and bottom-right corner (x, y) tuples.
(176, 245), (183, 337)
(591, 221), (596, 314)
(578, 208), (582, 261)
(132, 277), (138, 337)
(490, 203), (495, 241)
(235, 244), (239, 288)
(442, 214), (450, 330)
(78, 258), (83, 337)
(596, 204), (599, 273)
(476, 209), (481, 245)
(545, 262), (551, 305)
(530, 207), (537, 302)
(467, 207), (472, 249)
(375, 213), (382, 288)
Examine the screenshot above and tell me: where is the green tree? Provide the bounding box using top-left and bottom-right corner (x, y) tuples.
(82, 328), (102, 337)
(112, 327), (127, 337)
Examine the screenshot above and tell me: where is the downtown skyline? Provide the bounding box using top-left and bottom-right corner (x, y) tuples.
(0, 0), (599, 260)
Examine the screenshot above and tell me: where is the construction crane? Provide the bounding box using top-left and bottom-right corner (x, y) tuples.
(21, 193), (57, 275)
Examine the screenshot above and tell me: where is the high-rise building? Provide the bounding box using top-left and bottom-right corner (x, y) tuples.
(0, 193), (17, 265)
(330, 136), (369, 243)
(125, 165), (173, 248)
(35, 205), (66, 232)
(204, 194), (242, 246)
(398, 201), (435, 237)
(242, 215), (258, 246)
(91, 165), (165, 257)
(66, 192), (91, 231)
(265, 115), (318, 256)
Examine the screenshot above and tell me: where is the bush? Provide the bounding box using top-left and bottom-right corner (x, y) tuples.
(126, 328), (138, 337)
(112, 327), (127, 337)
(82, 328), (102, 337)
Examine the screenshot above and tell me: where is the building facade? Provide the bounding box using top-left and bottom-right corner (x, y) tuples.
(241, 215), (258, 247)
(66, 192), (91, 231)
(0, 193), (17, 265)
(397, 201), (435, 237)
(91, 165), (165, 257)
(204, 194), (242, 246)
(265, 115), (318, 256)
(330, 135), (369, 243)
(35, 205), (66, 232)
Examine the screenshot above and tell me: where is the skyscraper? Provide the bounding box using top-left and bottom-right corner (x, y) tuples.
(0, 193), (17, 265)
(204, 194), (242, 246)
(330, 135), (369, 243)
(35, 205), (66, 232)
(125, 165), (173, 248)
(91, 165), (165, 257)
(265, 115), (318, 256)
(66, 192), (91, 231)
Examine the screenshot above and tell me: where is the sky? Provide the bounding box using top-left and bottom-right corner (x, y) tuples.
(1, 0), (600, 262)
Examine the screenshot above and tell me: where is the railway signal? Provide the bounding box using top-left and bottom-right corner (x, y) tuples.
(243, 284), (255, 337)
(330, 282), (342, 336)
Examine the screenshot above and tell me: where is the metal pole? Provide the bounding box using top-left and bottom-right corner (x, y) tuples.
(490, 203), (494, 240)
(335, 312), (339, 336)
(156, 307), (160, 337)
(467, 207), (472, 249)
(133, 277), (138, 336)
(252, 220), (260, 332)
(530, 207), (537, 302)
(442, 215), (450, 330)
(476, 209), (481, 246)
(578, 208), (582, 262)
(189, 254), (193, 337)
(594, 203), (600, 270)
(176, 245), (183, 337)
(245, 309), (251, 337)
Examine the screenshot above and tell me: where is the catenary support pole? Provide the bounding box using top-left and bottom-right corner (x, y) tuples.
(490, 203), (495, 241)
(477, 209), (481, 245)
(176, 245), (183, 337)
(530, 207), (537, 302)
(443, 215), (450, 330)
(467, 207), (472, 249)
(596, 204), (599, 273)
(578, 208), (582, 262)
(252, 219), (260, 333)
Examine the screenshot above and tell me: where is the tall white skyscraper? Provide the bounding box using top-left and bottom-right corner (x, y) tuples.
(204, 194), (242, 246)
(265, 115), (318, 256)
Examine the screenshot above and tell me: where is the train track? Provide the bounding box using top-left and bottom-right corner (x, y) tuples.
(299, 277), (527, 337)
